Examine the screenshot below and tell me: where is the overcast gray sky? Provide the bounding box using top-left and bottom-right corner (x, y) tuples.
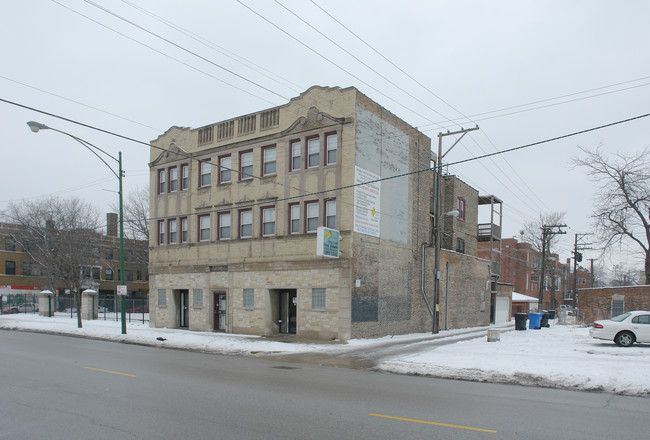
(2, 0), (649, 271)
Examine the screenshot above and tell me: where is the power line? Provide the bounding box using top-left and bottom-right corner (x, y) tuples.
(82, 0), (291, 103)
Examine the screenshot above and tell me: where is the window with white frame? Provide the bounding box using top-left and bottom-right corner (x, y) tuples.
(325, 132), (337, 165)
(325, 199), (336, 229)
(158, 220), (165, 245)
(158, 169), (166, 194)
(243, 289), (254, 308)
(169, 167), (178, 192)
(198, 214), (211, 242)
(306, 201), (319, 233)
(240, 150), (253, 180)
(105, 268), (113, 281)
(200, 160), (211, 187)
(239, 209), (253, 238)
(307, 136), (320, 168)
(290, 140), (301, 171)
(180, 217), (188, 243)
(218, 212), (231, 240)
(289, 203), (300, 234)
(181, 164), (189, 190)
(193, 289), (203, 307)
(168, 219), (177, 244)
(262, 145), (276, 176)
(158, 289), (167, 306)
(458, 197), (466, 220)
(262, 206), (276, 236)
(219, 155), (231, 184)
(312, 288), (326, 309)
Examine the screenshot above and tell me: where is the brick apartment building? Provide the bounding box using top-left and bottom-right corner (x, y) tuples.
(1, 214), (148, 308)
(148, 86), (499, 340)
(478, 237), (587, 311)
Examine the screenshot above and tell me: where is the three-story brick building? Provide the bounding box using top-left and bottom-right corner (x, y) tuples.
(148, 86), (495, 339)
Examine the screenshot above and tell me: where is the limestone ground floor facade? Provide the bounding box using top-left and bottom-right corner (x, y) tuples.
(149, 259), (353, 340)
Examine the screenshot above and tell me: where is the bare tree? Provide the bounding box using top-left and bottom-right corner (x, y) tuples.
(521, 212), (566, 308)
(572, 146), (650, 283)
(1, 197), (101, 328)
(112, 185), (149, 241)
(609, 264), (639, 286)
(521, 212), (567, 253)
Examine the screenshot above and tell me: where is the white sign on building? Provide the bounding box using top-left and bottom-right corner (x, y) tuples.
(353, 166), (380, 237)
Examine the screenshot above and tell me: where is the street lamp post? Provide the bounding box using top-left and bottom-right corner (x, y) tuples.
(27, 121), (127, 334)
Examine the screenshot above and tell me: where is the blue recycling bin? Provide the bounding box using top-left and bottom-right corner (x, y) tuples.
(529, 312), (543, 329)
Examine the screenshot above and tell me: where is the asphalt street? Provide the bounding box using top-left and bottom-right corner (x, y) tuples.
(2, 330), (649, 440)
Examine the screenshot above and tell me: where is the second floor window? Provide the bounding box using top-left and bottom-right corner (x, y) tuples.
(325, 199), (336, 229)
(289, 203), (300, 234)
(240, 209), (253, 238)
(200, 160), (211, 187)
(240, 150), (253, 180)
(169, 167), (178, 192)
(198, 215), (211, 242)
(180, 217), (188, 243)
(218, 212), (231, 240)
(158, 220), (165, 245)
(262, 207), (276, 236)
(456, 238), (465, 254)
(458, 197), (466, 220)
(262, 145), (276, 176)
(168, 219), (177, 244)
(306, 201), (319, 233)
(219, 155), (232, 183)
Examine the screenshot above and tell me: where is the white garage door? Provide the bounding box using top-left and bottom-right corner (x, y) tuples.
(495, 296), (510, 323)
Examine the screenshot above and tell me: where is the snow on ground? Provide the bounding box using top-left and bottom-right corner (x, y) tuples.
(1, 313), (649, 396)
(380, 325), (650, 396)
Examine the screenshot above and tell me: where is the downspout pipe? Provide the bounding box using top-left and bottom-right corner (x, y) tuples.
(421, 243), (434, 316)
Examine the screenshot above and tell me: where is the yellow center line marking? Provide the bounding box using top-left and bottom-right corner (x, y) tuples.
(83, 367), (137, 378)
(369, 413), (497, 434)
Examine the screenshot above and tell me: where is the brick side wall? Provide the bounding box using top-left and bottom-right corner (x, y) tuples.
(578, 285), (650, 323)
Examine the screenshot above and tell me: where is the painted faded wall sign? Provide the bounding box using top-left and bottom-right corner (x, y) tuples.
(354, 166), (381, 237)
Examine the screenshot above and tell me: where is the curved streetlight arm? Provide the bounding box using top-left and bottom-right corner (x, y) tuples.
(27, 120), (127, 335)
(27, 121), (120, 173)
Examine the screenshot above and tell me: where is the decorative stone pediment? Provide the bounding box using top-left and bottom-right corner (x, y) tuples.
(149, 140), (191, 167)
(282, 106), (349, 136)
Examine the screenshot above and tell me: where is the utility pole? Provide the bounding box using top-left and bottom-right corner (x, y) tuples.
(537, 224), (566, 311)
(432, 126), (479, 333)
(572, 233), (592, 308)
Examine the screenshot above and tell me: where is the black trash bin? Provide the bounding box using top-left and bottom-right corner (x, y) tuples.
(514, 313), (528, 330)
(546, 309), (556, 320)
(540, 312), (550, 328)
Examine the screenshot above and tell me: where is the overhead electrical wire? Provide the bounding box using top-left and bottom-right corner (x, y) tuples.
(118, 0), (304, 95)
(81, 0), (290, 103)
(24, 1), (650, 237)
(50, 0), (279, 107)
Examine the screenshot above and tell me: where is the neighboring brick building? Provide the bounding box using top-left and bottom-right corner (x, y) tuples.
(578, 285), (650, 323)
(1, 216), (149, 308)
(478, 237), (578, 311)
(148, 86), (497, 340)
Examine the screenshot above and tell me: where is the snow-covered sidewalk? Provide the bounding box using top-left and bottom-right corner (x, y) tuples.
(1, 313), (648, 396)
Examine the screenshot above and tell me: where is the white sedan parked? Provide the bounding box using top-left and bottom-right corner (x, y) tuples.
(590, 311), (650, 346)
